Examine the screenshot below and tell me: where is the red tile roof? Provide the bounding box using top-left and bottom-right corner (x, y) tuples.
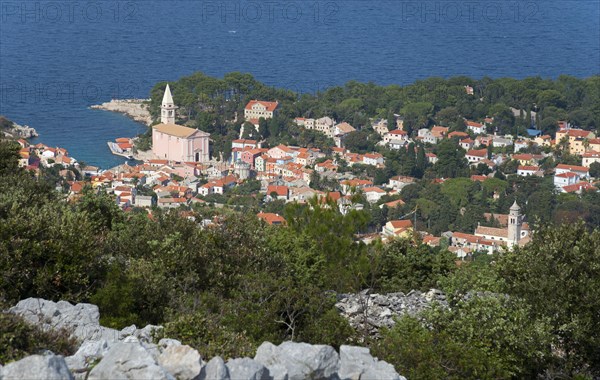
(431, 126), (449, 137)
(245, 100), (279, 112)
(465, 120), (484, 128)
(562, 182), (598, 193)
(266, 185), (289, 197)
(341, 179), (373, 187)
(563, 129), (593, 138)
(470, 175), (488, 182)
(448, 131), (469, 138)
(384, 199), (405, 208)
(556, 164), (588, 172)
(512, 154), (534, 160)
(518, 165), (540, 171)
(556, 172), (579, 178)
(117, 142), (133, 149)
(257, 212), (287, 225)
(466, 149), (487, 157)
(363, 187), (386, 194)
(389, 220), (413, 229)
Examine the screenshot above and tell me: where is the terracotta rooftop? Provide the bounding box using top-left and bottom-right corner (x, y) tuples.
(245, 100), (279, 112)
(475, 226), (508, 238)
(257, 212), (287, 225)
(389, 220), (413, 229)
(556, 164), (588, 172)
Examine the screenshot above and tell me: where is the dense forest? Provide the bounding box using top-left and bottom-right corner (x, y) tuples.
(1, 140), (600, 378)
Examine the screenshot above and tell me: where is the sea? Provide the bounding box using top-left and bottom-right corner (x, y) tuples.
(1, 0), (599, 168)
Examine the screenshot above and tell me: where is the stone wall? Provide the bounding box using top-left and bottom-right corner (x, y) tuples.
(335, 289), (448, 337)
(1, 298), (405, 380)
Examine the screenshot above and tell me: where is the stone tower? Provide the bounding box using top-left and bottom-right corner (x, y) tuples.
(507, 201), (522, 247)
(160, 84), (178, 124)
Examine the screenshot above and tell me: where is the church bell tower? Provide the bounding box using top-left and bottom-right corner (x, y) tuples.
(160, 84), (178, 124)
(507, 201), (522, 248)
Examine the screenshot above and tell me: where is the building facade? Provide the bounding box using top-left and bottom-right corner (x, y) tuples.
(244, 100), (279, 121)
(152, 86), (211, 163)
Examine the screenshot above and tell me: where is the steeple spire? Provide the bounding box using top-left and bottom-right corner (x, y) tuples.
(162, 84), (174, 107)
(510, 200), (521, 211)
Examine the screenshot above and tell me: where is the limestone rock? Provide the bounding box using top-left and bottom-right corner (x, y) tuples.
(198, 356), (229, 380)
(158, 338), (182, 350)
(254, 341), (339, 380)
(135, 324), (163, 343)
(118, 324), (137, 340)
(5, 298), (408, 380)
(226, 358), (270, 380)
(0, 355), (73, 380)
(338, 345), (404, 380)
(158, 344), (204, 380)
(87, 340), (174, 380)
(64, 339), (109, 374)
(9, 298), (119, 344)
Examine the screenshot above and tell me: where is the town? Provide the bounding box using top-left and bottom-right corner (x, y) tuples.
(12, 81), (600, 259)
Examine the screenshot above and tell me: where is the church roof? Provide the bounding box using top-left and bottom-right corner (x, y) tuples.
(162, 84), (174, 107)
(475, 226), (508, 238)
(153, 123), (209, 138)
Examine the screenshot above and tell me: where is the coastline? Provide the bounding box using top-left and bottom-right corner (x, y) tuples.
(2, 122), (39, 139)
(90, 99), (153, 126)
(92, 98), (158, 169)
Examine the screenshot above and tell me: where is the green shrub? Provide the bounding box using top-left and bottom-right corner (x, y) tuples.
(0, 311), (77, 364)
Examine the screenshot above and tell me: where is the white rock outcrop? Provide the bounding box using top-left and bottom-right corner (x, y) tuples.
(0, 355), (73, 380)
(3, 298), (405, 380)
(90, 99), (152, 126)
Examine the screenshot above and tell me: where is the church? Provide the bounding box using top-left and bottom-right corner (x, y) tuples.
(152, 85), (211, 163)
(474, 201), (530, 248)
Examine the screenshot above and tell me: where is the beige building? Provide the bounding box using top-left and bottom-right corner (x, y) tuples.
(382, 220), (414, 240)
(244, 100), (279, 122)
(583, 151), (600, 168)
(315, 116), (336, 135)
(555, 128), (596, 155)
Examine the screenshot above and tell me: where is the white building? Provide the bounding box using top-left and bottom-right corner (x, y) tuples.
(554, 172), (579, 189)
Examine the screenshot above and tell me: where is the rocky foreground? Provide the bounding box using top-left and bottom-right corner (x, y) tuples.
(90, 99), (153, 126)
(0, 298), (405, 380)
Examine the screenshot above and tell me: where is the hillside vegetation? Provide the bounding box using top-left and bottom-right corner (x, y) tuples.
(142, 73), (600, 160)
(1, 140), (599, 377)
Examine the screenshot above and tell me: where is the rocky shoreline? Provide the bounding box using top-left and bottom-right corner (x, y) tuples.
(2, 122), (39, 139)
(1, 298), (405, 380)
(90, 99), (153, 126)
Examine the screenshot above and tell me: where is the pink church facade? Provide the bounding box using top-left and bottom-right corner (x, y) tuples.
(152, 123), (210, 163)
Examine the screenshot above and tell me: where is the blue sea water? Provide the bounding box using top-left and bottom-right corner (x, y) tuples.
(1, 0), (599, 168)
